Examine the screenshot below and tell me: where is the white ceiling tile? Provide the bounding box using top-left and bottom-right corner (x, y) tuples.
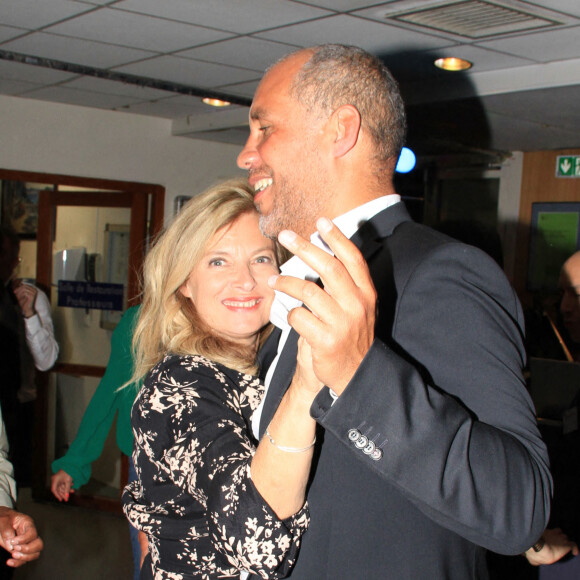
(19, 85), (146, 109)
(46, 8), (233, 53)
(484, 107), (579, 151)
(256, 14), (453, 54)
(121, 95), (213, 118)
(433, 45), (536, 72)
(482, 85), (580, 128)
(0, 59), (76, 83)
(113, 0), (332, 34)
(296, 0), (385, 10)
(74, 0), (116, 5)
(176, 37), (296, 72)
(0, 78), (43, 95)
(115, 55), (261, 88)
(2, 0), (95, 29)
(379, 43), (534, 84)
(2, 32), (157, 69)
(0, 25), (29, 43)
(478, 26), (580, 63)
(61, 76), (178, 100)
(523, 0), (580, 19)
(218, 79), (261, 99)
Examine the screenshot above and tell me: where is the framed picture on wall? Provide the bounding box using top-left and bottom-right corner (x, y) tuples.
(0, 180), (41, 239)
(527, 202), (580, 291)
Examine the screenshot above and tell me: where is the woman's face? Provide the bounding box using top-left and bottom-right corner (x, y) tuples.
(180, 211), (278, 348)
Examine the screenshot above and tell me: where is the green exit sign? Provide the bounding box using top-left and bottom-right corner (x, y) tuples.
(556, 155), (580, 178)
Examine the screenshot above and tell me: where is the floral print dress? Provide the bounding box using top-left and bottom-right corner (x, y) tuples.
(122, 354), (309, 579)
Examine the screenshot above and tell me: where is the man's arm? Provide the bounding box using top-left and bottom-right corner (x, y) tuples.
(16, 285), (59, 371)
(271, 218), (551, 554)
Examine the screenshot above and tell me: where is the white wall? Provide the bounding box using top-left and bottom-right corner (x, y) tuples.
(0, 94), (245, 223)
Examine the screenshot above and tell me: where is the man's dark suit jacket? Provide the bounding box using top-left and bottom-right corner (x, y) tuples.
(257, 202), (551, 580)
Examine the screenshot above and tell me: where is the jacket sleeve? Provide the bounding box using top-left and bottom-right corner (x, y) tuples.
(51, 306), (139, 488)
(312, 242), (551, 555)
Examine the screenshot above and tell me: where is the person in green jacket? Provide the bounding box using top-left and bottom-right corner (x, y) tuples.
(51, 305), (141, 578)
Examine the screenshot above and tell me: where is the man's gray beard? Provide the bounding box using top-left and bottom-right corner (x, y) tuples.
(258, 212), (282, 240)
(257, 178), (325, 240)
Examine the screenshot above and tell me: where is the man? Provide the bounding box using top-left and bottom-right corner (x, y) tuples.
(0, 226), (58, 485)
(238, 45), (551, 579)
(0, 404), (43, 575)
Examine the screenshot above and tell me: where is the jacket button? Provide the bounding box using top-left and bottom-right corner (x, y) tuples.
(355, 435), (368, 448)
(363, 440), (375, 455)
(348, 429), (360, 441)
(371, 448), (383, 461)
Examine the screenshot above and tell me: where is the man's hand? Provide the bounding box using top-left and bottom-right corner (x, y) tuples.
(51, 470), (75, 502)
(271, 217), (376, 394)
(0, 507), (43, 567)
(12, 282), (38, 318)
(524, 528), (579, 566)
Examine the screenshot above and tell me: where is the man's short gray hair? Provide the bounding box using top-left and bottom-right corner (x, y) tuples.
(285, 44), (407, 168)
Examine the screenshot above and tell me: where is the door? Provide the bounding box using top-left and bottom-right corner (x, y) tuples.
(33, 187), (157, 511)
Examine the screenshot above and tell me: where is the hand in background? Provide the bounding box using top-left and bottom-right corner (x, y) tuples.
(0, 507), (43, 567)
(50, 469), (75, 502)
(12, 281), (38, 318)
(525, 528), (579, 566)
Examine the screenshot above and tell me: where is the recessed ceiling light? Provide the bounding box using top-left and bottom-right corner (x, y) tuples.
(434, 57), (473, 71)
(202, 98), (231, 107)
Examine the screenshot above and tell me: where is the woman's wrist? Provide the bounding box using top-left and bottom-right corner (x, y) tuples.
(265, 426), (316, 453)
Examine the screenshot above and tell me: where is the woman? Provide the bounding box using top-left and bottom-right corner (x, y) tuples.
(122, 178), (320, 579)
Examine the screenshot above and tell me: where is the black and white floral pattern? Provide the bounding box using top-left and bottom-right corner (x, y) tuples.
(122, 354), (309, 579)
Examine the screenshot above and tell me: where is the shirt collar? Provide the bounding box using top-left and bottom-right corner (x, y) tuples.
(269, 194), (400, 330)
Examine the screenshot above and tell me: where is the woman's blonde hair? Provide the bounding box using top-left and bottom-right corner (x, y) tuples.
(131, 177), (281, 383)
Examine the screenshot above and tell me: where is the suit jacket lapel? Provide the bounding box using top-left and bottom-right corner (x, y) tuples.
(259, 328), (299, 436)
(350, 200), (411, 256)
(257, 327), (281, 382)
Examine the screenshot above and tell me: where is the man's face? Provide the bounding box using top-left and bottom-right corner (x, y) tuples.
(237, 53), (332, 240)
(559, 254), (580, 343)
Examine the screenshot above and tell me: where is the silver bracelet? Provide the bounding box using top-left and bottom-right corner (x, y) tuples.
(265, 427), (316, 453)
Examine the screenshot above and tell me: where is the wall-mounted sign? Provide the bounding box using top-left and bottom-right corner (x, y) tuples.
(58, 280), (124, 311)
(556, 155), (580, 178)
